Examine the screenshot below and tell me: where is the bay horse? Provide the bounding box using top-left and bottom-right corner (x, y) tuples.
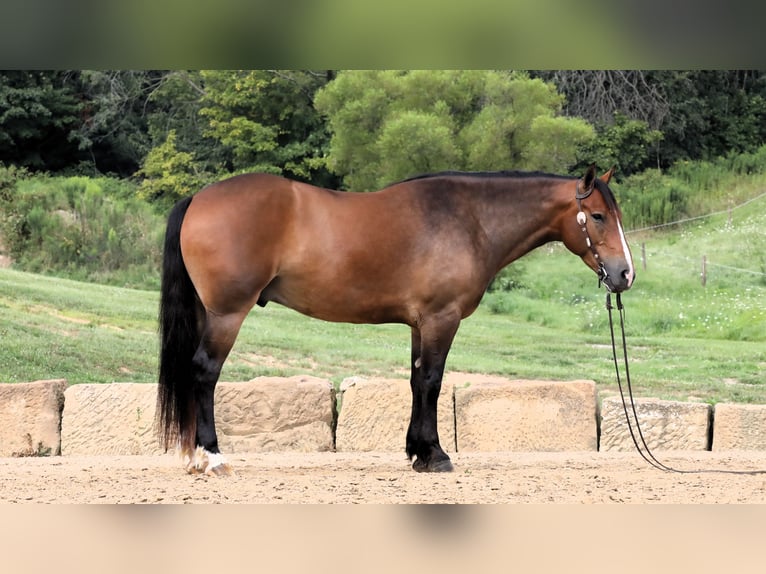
(156, 164), (635, 475)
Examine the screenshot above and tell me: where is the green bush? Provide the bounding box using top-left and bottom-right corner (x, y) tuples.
(136, 130), (212, 211)
(0, 175), (163, 289)
(615, 169), (690, 230)
(724, 145), (766, 176)
(609, 144), (766, 232)
(577, 113), (663, 177)
(0, 164), (31, 202)
(669, 159), (722, 192)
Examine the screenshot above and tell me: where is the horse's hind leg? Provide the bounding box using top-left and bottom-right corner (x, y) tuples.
(185, 309), (247, 476)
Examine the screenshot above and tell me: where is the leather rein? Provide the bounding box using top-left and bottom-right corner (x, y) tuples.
(577, 179), (764, 475)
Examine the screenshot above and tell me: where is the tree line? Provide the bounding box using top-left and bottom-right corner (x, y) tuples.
(2, 70), (766, 206)
(3, 69), (766, 291)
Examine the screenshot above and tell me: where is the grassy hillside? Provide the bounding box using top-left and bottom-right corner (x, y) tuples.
(1, 186), (764, 404)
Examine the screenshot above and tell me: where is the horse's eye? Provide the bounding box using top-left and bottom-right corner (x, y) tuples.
(591, 213), (605, 223)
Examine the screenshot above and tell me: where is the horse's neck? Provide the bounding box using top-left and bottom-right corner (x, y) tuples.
(476, 178), (570, 272)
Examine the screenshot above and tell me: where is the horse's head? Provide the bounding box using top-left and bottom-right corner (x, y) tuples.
(561, 164), (635, 293)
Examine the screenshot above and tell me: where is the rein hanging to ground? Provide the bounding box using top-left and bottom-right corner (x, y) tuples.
(605, 292), (765, 476)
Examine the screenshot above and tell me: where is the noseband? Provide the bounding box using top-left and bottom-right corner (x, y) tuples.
(575, 180), (609, 288)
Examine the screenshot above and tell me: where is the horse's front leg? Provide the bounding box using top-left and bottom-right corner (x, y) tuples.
(406, 314), (460, 473)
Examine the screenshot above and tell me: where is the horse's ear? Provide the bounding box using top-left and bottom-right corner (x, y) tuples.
(600, 166), (616, 184)
(582, 163), (597, 191)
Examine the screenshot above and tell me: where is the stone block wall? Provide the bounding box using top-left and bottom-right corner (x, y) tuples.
(60, 376), (335, 455)
(2, 376), (766, 457)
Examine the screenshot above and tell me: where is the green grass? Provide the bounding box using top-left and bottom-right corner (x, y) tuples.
(1, 183), (765, 404)
(0, 269), (159, 384)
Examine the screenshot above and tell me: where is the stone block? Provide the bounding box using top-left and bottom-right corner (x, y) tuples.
(0, 379), (67, 456)
(60, 376), (336, 455)
(454, 378), (598, 452)
(335, 377), (455, 453)
(599, 396), (711, 451)
(712, 403), (766, 451)
(61, 383), (161, 455)
(214, 376), (335, 453)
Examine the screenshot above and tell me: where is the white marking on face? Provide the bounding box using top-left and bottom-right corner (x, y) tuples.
(616, 218), (635, 286)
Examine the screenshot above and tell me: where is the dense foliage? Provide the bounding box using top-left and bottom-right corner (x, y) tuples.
(0, 169), (162, 288)
(314, 70), (594, 189)
(2, 70), (765, 183)
(2, 70), (766, 288)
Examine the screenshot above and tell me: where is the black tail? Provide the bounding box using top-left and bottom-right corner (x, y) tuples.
(156, 196), (200, 453)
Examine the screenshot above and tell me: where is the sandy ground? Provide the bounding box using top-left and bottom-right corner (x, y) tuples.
(6, 450), (766, 574)
(2, 450), (766, 504)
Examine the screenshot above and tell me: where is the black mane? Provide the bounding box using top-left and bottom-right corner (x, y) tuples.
(398, 170), (574, 184)
(396, 169), (620, 211)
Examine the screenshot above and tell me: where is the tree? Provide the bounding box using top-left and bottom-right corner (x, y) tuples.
(657, 71), (766, 165)
(460, 73), (594, 172)
(534, 70), (670, 131)
(312, 70), (403, 190)
(0, 70), (196, 177)
(314, 70), (595, 190)
(144, 71), (221, 174)
(195, 70), (337, 186)
(135, 70), (340, 204)
(577, 113), (664, 176)
(135, 130), (212, 209)
(376, 108), (462, 182)
(0, 71), (83, 171)
(74, 70), (166, 176)
(537, 70), (766, 170)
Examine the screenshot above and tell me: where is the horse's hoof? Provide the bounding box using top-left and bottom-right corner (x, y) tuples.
(205, 463), (235, 477)
(184, 447), (234, 477)
(412, 457), (454, 473)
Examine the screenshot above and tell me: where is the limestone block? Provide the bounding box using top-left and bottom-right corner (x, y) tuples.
(61, 383), (161, 455)
(454, 378), (598, 452)
(600, 396), (711, 451)
(61, 376), (336, 455)
(214, 376), (335, 453)
(335, 377), (456, 453)
(0, 379), (67, 456)
(712, 403), (766, 451)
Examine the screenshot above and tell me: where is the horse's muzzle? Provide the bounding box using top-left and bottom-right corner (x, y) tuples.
(600, 261), (635, 293)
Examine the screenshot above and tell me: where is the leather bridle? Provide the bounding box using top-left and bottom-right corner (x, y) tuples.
(575, 179), (609, 289)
